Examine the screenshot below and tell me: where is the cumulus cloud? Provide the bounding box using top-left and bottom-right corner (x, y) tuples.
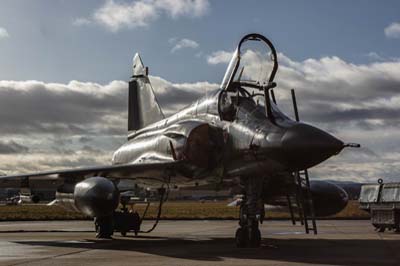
(93, 0), (158, 31)
(78, 0), (209, 32)
(207, 50), (233, 64)
(366, 52), (386, 61)
(169, 38), (199, 53)
(0, 27), (9, 39)
(72, 18), (92, 26)
(1, 52), (400, 182)
(149, 75), (218, 114)
(0, 80), (127, 135)
(384, 22), (400, 39)
(155, 0), (209, 18)
(0, 141), (29, 154)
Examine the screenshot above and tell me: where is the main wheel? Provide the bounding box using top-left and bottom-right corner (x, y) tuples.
(372, 223), (379, 230)
(235, 228), (246, 248)
(95, 216), (114, 239)
(248, 227), (261, 248)
(235, 227), (261, 248)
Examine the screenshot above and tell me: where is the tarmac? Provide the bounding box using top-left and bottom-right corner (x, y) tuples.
(0, 220), (398, 266)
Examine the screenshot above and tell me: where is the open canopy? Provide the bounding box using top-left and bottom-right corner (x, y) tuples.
(221, 33), (278, 92)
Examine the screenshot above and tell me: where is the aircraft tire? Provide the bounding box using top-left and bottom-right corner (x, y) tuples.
(235, 227), (261, 248)
(95, 216), (114, 239)
(235, 228), (246, 248)
(249, 227), (261, 248)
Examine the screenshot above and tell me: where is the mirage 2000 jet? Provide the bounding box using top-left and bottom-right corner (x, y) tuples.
(0, 33), (358, 248)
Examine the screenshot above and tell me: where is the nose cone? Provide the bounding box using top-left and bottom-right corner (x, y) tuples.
(282, 123), (344, 170)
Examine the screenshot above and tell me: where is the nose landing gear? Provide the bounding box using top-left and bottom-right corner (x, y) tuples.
(235, 221), (261, 248)
(235, 176), (265, 248)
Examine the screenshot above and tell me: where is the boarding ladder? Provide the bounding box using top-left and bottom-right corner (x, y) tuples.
(276, 89), (318, 234)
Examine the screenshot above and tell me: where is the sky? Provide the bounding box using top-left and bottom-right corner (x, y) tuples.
(0, 0), (400, 183)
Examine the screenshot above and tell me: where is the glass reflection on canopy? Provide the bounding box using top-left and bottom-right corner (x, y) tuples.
(221, 34), (278, 92)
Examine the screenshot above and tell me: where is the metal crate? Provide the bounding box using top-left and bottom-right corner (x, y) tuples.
(359, 180), (400, 232)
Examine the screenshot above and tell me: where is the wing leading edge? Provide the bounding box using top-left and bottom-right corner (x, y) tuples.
(0, 161), (181, 189)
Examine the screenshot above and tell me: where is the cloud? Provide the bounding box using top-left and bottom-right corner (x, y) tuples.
(155, 0), (209, 18)
(0, 27), (9, 39)
(207, 50), (232, 64)
(0, 141), (29, 154)
(79, 0), (209, 32)
(384, 22), (400, 39)
(169, 38), (199, 53)
(366, 52), (385, 61)
(72, 18), (92, 26)
(149, 75), (218, 114)
(93, 0), (158, 31)
(0, 80), (126, 135)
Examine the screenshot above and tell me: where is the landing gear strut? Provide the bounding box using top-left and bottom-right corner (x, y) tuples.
(94, 215), (114, 239)
(235, 176), (264, 248)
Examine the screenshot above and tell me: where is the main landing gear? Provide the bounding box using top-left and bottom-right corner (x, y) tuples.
(94, 186), (168, 239)
(235, 176), (265, 248)
(94, 211), (141, 239)
(94, 215), (114, 239)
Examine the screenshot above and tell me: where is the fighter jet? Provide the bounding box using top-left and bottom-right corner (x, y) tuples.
(0, 33), (358, 247)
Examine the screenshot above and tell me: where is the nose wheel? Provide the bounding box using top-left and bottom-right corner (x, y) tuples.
(235, 225), (261, 248)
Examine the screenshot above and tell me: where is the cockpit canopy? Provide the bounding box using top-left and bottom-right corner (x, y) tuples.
(219, 33), (282, 124)
(221, 33), (278, 92)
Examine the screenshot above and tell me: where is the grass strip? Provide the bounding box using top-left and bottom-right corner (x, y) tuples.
(0, 200), (369, 221)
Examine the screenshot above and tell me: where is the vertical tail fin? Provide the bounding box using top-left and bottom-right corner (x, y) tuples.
(128, 53), (165, 132)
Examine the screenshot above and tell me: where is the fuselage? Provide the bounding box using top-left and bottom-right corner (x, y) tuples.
(112, 88), (344, 185)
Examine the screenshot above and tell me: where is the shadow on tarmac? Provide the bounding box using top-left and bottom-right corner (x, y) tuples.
(15, 236), (400, 266)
